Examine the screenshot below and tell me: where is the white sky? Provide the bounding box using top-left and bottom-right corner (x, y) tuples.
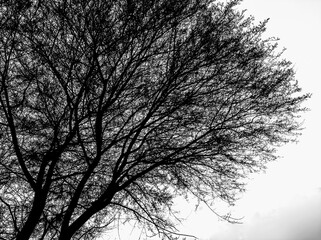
(103, 1), (321, 239)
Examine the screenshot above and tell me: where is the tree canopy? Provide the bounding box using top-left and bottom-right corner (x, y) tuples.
(0, 0), (309, 239)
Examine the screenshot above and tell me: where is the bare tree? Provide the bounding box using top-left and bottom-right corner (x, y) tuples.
(0, 0), (309, 239)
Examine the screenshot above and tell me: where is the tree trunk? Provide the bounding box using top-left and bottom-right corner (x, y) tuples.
(16, 192), (46, 240)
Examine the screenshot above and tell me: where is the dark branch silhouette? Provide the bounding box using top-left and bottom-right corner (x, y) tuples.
(0, 0), (309, 239)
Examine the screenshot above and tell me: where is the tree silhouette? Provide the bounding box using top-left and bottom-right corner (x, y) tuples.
(0, 0), (309, 239)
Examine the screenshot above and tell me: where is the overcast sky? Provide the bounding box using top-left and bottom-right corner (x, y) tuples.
(178, 0), (321, 240)
(103, 1), (321, 240)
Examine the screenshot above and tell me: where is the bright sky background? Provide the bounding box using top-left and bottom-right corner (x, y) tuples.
(103, 1), (321, 239)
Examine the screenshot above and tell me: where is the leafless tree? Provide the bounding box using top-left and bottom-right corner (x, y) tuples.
(0, 0), (309, 239)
